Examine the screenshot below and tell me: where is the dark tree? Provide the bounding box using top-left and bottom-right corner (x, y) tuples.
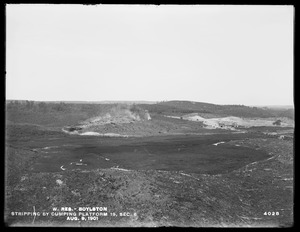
(273, 119), (282, 126)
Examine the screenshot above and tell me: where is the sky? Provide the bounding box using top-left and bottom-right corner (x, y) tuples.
(6, 4), (294, 106)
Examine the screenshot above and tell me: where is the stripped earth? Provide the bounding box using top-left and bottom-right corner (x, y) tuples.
(5, 101), (294, 227)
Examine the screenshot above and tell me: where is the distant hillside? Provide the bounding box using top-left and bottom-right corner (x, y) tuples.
(5, 100), (294, 127)
(6, 100), (157, 105)
(255, 105), (294, 110)
(138, 101), (294, 119)
(267, 108), (294, 120)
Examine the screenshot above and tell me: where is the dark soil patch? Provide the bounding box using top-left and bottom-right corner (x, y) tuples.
(16, 131), (271, 175)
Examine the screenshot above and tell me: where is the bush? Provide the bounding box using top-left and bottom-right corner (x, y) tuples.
(273, 120), (282, 126)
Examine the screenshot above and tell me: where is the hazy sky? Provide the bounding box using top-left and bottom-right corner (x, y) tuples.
(6, 5), (294, 105)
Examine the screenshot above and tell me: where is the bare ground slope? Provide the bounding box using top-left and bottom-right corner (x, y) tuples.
(5, 138), (293, 227)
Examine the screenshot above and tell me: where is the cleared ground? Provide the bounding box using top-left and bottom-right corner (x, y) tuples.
(11, 132), (270, 175)
(5, 102), (294, 227)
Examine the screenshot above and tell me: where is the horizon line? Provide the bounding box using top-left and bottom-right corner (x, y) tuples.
(5, 99), (294, 107)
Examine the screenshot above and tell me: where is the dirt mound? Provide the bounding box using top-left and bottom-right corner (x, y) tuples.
(178, 113), (294, 130)
(62, 104), (154, 136)
(80, 104), (151, 126)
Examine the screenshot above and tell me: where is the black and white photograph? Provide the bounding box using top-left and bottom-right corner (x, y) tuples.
(5, 4), (294, 227)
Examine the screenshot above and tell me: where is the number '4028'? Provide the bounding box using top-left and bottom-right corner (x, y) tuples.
(264, 212), (279, 216)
